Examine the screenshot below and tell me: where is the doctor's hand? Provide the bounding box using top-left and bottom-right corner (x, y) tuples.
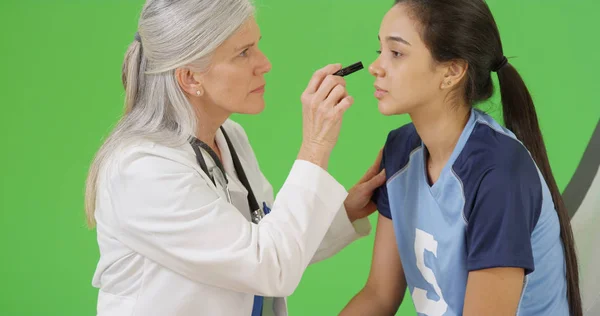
(298, 64), (354, 170)
(344, 149), (386, 222)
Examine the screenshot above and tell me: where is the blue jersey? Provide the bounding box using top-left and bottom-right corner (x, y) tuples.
(373, 109), (569, 316)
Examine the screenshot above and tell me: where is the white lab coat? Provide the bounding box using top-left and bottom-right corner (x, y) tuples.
(91, 119), (371, 316)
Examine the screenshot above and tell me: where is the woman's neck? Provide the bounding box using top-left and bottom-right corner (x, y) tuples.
(194, 104), (231, 160)
(410, 103), (471, 166)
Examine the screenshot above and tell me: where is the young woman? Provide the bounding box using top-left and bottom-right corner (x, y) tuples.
(341, 0), (582, 315)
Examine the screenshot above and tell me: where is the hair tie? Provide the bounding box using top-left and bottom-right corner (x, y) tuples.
(492, 56), (508, 72)
(134, 32), (142, 43)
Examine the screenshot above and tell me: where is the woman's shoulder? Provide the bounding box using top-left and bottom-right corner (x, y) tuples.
(454, 112), (543, 198)
(381, 122), (422, 175)
(459, 112), (538, 177)
(385, 122), (421, 146)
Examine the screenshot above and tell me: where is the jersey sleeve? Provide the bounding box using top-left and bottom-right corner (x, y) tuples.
(465, 166), (543, 275)
(372, 147), (392, 219)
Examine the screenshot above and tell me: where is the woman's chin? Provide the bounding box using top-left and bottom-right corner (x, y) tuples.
(377, 100), (398, 116)
(237, 99), (266, 115)
(377, 98), (412, 116)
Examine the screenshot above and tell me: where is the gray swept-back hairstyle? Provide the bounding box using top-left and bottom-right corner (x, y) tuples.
(85, 0), (255, 227)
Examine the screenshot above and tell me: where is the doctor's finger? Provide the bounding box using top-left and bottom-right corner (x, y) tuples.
(324, 85), (348, 108)
(365, 169), (387, 192)
(304, 64), (342, 94)
(333, 96), (354, 116)
(313, 74), (346, 101)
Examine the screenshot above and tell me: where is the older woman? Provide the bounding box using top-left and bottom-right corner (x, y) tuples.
(85, 0), (385, 315)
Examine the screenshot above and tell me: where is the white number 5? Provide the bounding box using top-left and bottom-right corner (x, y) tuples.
(413, 229), (448, 316)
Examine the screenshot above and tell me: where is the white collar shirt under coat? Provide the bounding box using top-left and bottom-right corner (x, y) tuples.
(91, 119), (371, 316)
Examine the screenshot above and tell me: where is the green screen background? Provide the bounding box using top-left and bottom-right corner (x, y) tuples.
(0, 0), (598, 315)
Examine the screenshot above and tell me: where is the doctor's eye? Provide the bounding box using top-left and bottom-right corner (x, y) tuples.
(239, 48), (249, 57)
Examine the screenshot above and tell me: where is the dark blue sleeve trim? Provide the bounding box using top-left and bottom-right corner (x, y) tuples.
(371, 124), (421, 220)
(373, 152), (391, 219)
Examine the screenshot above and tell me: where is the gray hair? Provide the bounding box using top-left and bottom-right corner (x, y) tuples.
(85, 0), (255, 227)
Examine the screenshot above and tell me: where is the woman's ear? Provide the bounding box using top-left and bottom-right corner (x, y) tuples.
(439, 59), (469, 90)
(176, 68), (204, 97)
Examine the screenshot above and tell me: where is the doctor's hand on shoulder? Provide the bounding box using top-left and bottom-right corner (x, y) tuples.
(345, 149), (386, 222)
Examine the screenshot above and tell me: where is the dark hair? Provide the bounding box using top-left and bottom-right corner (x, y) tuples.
(393, 0), (582, 314)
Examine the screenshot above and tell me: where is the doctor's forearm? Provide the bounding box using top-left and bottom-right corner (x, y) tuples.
(310, 208), (371, 264)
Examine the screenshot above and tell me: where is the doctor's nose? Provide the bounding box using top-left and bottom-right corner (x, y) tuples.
(255, 49), (272, 76)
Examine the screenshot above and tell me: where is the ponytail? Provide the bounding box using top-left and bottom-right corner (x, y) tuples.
(84, 39), (144, 228)
(496, 62), (583, 316)
(122, 36), (145, 113)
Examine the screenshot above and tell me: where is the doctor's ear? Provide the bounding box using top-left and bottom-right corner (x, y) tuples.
(176, 67), (204, 97)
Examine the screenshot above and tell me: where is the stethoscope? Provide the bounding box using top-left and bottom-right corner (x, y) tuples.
(189, 126), (266, 224)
